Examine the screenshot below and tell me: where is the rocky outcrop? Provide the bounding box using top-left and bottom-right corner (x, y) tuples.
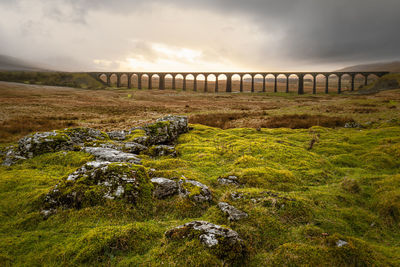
(83, 147), (141, 165)
(179, 178), (212, 203)
(165, 221), (247, 261)
(144, 115), (188, 145)
(218, 202), (248, 221)
(42, 161), (152, 213)
(146, 145), (177, 157)
(151, 177), (179, 199)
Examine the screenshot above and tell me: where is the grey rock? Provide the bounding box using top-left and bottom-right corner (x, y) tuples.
(18, 131), (74, 158)
(218, 202), (248, 221)
(84, 147), (141, 165)
(344, 122), (361, 128)
(165, 221), (246, 259)
(151, 177), (179, 199)
(2, 147), (26, 166)
(63, 128), (107, 145)
(178, 178), (212, 203)
(147, 145), (177, 157)
(43, 161), (151, 211)
(336, 239), (348, 247)
(107, 130), (130, 141)
(123, 142), (148, 154)
(218, 175), (239, 186)
(144, 115), (188, 145)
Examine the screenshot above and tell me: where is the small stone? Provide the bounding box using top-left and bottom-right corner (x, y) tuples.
(336, 239), (348, 247)
(123, 142), (147, 154)
(178, 178), (212, 203)
(218, 175), (239, 185)
(107, 130), (130, 141)
(151, 177), (179, 199)
(218, 202), (248, 221)
(147, 145), (177, 157)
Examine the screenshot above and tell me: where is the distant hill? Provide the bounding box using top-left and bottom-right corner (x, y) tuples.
(336, 61), (400, 73)
(0, 54), (49, 71)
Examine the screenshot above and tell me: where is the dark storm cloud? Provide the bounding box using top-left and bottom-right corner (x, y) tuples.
(74, 0), (400, 64)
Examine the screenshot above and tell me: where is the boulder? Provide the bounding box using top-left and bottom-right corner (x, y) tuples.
(178, 178), (212, 203)
(17, 131), (74, 158)
(151, 177), (179, 199)
(218, 202), (248, 221)
(62, 128), (108, 145)
(218, 175), (239, 186)
(83, 147), (141, 165)
(144, 115), (188, 145)
(146, 145), (177, 157)
(165, 221), (247, 261)
(42, 161), (152, 212)
(1, 147), (26, 166)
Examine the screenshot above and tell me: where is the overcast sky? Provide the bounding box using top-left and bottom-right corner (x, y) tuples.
(1, 0), (399, 72)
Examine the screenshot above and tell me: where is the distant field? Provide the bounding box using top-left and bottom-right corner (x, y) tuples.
(0, 81), (399, 143)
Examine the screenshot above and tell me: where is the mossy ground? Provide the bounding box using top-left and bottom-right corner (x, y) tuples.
(1, 121), (400, 266)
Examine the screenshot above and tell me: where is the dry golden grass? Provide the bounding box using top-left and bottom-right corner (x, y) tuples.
(0, 81), (399, 143)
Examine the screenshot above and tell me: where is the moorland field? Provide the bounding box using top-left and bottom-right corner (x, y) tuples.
(0, 72), (400, 266)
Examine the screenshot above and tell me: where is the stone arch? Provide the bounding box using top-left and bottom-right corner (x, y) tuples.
(303, 74), (314, 94)
(328, 74), (339, 93)
(340, 73), (352, 92)
(242, 74), (252, 92)
(164, 74), (173, 89)
(175, 74), (184, 90)
(265, 74), (275, 92)
(130, 74), (139, 89)
(315, 74), (326, 94)
(288, 74), (299, 92)
(217, 74), (227, 93)
(151, 74), (160, 89)
(276, 74), (287, 93)
(99, 74), (107, 84)
(206, 74), (217, 93)
(141, 74), (150, 89)
(254, 74), (264, 92)
(367, 73), (379, 86)
(109, 73), (118, 87)
(120, 74), (129, 87)
(185, 74), (195, 91)
(195, 74), (206, 92)
(354, 73), (365, 90)
(231, 74), (241, 92)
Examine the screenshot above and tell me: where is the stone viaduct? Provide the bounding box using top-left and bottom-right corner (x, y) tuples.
(90, 71), (389, 94)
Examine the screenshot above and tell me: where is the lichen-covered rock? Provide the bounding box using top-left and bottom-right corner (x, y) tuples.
(107, 130), (130, 141)
(218, 175), (239, 186)
(83, 147), (141, 165)
(151, 177), (179, 199)
(42, 161), (153, 212)
(1, 147), (26, 166)
(218, 202), (248, 221)
(165, 221), (247, 261)
(146, 145), (177, 157)
(178, 178), (212, 203)
(17, 131), (74, 158)
(144, 115), (188, 145)
(123, 142), (148, 154)
(62, 128), (108, 145)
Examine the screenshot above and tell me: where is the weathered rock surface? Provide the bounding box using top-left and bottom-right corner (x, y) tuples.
(218, 175), (239, 186)
(144, 115), (188, 145)
(62, 128), (108, 145)
(83, 147), (141, 165)
(179, 178), (212, 203)
(146, 145), (177, 157)
(151, 177), (179, 199)
(107, 130), (130, 141)
(42, 161), (152, 212)
(1, 147), (26, 166)
(165, 221), (247, 261)
(218, 202), (248, 221)
(123, 142), (148, 154)
(17, 131), (74, 158)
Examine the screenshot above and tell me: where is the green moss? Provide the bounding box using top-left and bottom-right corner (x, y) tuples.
(125, 129), (146, 142)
